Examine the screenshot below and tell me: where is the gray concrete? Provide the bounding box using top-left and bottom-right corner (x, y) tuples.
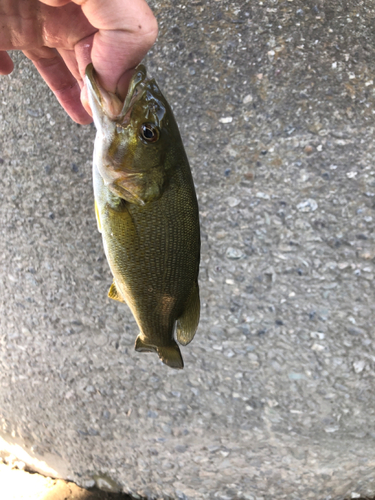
(0, 1), (375, 499)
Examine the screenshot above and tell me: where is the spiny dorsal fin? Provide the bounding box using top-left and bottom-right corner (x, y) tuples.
(176, 282), (200, 346)
(108, 282), (125, 303)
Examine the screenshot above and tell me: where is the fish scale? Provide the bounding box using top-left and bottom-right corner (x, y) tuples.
(87, 64), (200, 369)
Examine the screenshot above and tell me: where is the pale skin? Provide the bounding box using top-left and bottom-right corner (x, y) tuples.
(0, 0), (158, 124)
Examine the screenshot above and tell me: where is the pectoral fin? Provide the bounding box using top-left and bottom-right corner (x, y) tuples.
(108, 282), (125, 303)
(94, 199), (102, 233)
(176, 282), (200, 346)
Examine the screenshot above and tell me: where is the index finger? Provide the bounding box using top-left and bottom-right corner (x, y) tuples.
(30, 49), (92, 124)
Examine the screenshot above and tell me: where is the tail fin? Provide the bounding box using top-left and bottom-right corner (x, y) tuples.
(176, 282), (200, 346)
(134, 335), (184, 369)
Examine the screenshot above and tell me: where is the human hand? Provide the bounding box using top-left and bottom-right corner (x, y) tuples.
(0, 0), (158, 124)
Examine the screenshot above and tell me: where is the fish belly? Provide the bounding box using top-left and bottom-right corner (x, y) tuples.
(93, 163), (200, 368)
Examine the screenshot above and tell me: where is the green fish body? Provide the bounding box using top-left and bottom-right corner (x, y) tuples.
(86, 64), (200, 369)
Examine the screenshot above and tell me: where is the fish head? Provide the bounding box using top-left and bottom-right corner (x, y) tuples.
(86, 64), (180, 205)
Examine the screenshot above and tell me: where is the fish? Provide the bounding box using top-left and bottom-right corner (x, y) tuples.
(85, 63), (200, 369)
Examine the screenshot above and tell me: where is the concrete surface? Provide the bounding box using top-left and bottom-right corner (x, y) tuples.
(0, 0), (375, 499)
(0, 458), (131, 499)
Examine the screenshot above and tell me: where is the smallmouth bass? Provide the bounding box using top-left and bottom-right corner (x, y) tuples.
(86, 64), (200, 369)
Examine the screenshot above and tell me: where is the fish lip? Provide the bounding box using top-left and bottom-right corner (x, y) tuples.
(85, 63), (100, 105)
(85, 63), (150, 121)
(121, 64), (149, 118)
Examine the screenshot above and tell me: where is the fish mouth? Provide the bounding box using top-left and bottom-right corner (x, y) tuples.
(85, 64), (149, 122)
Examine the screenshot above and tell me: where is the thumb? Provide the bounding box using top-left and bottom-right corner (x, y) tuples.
(79, 0), (158, 98)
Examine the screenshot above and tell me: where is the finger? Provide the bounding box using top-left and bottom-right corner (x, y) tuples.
(74, 0), (158, 96)
(57, 48), (83, 84)
(0, 51), (14, 75)
(38, 0), (71, 6)
(74, 33), (95, 82)
(25, 49), (92, 124)
(23, 46), (60, 61)
(0, 3), (90, 52)
(80, 83), (91, 117)
(88, 30), (153, 99)
(73, 33), (96, 117)
(40, 3), (95, 50)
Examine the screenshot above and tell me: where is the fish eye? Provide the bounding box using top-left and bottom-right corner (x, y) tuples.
(140, 123), (159, 143)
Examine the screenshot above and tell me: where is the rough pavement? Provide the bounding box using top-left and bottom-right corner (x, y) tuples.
(1, 1), (375, 499)
(0, 459), (132, 500)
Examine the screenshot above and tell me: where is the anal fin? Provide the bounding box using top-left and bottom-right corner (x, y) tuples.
(135, 335), (184, 370)
(157, 344), (184, 370)
(108, 281), (125, 303)
(176, 282), (200, 346)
